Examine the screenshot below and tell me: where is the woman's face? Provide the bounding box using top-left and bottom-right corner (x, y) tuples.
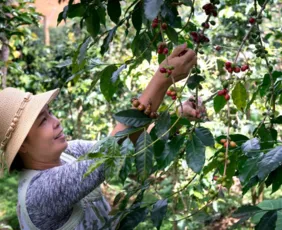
(20, 104), (68, 167)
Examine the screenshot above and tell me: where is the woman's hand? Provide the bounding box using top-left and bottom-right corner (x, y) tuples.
(178, 97), (207, 121)
(156, 43), (197, 87)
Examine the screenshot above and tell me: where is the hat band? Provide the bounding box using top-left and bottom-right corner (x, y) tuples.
(0, 92), (32, 151)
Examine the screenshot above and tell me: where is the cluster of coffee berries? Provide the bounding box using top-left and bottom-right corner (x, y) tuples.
(166, 88), (178, 100)
(220, 139), (237, 148)
(131, 98), (158, 119)
(225, 61), (249, 73)
(159, 65), (174, 77)
(202, 3), (218, 16)
(217, 152), (227, 163)
(254, 45), (268, 58)
(218, 88), (230, 101)
(190, 31), (209, 44)
(213, 174), (232, 187)
(151, 18), (168, 30)
(157, 42), (169, 55)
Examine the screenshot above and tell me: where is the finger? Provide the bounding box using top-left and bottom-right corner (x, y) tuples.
(183, 50), (197, 63)
(169, 43), (187, 58)
(182, 103), (197, 118)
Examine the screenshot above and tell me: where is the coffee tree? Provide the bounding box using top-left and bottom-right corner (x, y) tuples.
(56, 0), (282, 229)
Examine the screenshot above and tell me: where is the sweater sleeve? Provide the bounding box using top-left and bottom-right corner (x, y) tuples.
(64, 139), (97, 158)
(25, 140), (105, 230)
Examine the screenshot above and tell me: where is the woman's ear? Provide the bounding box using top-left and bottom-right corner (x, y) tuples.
(19, 143), (28, 154)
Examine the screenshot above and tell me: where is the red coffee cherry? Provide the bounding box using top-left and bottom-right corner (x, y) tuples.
(178, 49), (188, 57)
(170, 91), (177, 96)
(249, 17), (256, 24)
(160, 67), (167, 73)
(151, 22), (158, 28)
(157, 48), (163, 54)
(161, 23), (167, 30)
(225, 94), (230, 101)
(167, 69), (172, 75)
(241, 64), (249, 71)
(153, 18), (159, 23)
(225, 61), (232, 68)
(215, 45), (221, 51)
(171, 95), (177, 100)
(166, 91), (172, 96)
(163, 48), (169, 54)
(202, 22), (210, 29)
(227, 67), (233, 73)
(234, 66), (241, 73)
(218, 89), (228, 96)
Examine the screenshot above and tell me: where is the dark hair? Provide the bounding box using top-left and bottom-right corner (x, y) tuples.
(10, 153), (24, 172)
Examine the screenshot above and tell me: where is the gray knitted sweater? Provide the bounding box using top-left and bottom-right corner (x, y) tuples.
(17, 140), (112, 230)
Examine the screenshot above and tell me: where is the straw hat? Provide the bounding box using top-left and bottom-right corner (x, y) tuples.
(0, 87), (60, 172)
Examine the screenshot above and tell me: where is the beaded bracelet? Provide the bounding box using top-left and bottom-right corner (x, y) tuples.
(131, 98), (159, 119)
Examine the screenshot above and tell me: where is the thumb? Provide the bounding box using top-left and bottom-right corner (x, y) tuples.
(169, 43), (187, 58)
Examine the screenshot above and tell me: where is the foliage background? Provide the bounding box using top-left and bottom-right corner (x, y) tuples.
(0, 0), (282, 229)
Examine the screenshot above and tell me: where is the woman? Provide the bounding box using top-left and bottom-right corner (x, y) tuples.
(0, 44), (199, 230)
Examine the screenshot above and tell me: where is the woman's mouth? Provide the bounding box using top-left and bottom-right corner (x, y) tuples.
(55, 130), (65, 140)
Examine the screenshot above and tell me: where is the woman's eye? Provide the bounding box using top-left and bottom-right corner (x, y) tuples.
(40, 118), (47, 125)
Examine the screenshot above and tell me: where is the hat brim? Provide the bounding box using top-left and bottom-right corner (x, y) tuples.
(6, 88), (60, 171)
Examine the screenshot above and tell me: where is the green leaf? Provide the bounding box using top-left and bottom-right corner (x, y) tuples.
(242, 176), (259, 194)
(257, 146), (282, 181)
(238, 153), (263, 185)
(271, 116), (282, 124)
(187, 74), (205, 90)
(183, 0), (193, 6)
(155, 111), (170, 141)
(97, 7), (106, 26)
(265, 166), (282, 194)
(186, 134), (206, 173)
(232, 205), (262, 219)
(132, 2), (143, 34)
(77, 36), (92, 65)
(115, 127), (143, 138)
(101, 27), (117, 55)
(165, 26), (178, 45)
(151, 199), (168, 230)
(67, 3), (85, 18)
(107, 0), (121, 24)
(118, 207), (148, 230)
(135, 131), (154, 181)
(255, 210), (277, 230)
(100, 65), (118, 101)
(195, 126), (214, 147)
(276, 211), (282, 230)
(83, 159), (106, 178)
(113, 109), (152, 127)
(257, 198), (282, 211)
(155, 135), (184, 169)
(260, 71), (282, 97)
(257, 0), (265, 6)
(85, 8), (100, 39)
(213, 95), (227, 113)
(231, 82), (247, 111)
(119, 138), (134, 183)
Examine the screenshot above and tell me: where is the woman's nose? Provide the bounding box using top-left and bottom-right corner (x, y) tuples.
(52, 115), (61, 128)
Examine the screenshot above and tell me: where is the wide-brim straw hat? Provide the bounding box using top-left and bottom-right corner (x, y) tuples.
(0, 87), (60, 172)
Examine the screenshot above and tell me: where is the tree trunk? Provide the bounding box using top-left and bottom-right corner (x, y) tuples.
(43, 16), (50, 46)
